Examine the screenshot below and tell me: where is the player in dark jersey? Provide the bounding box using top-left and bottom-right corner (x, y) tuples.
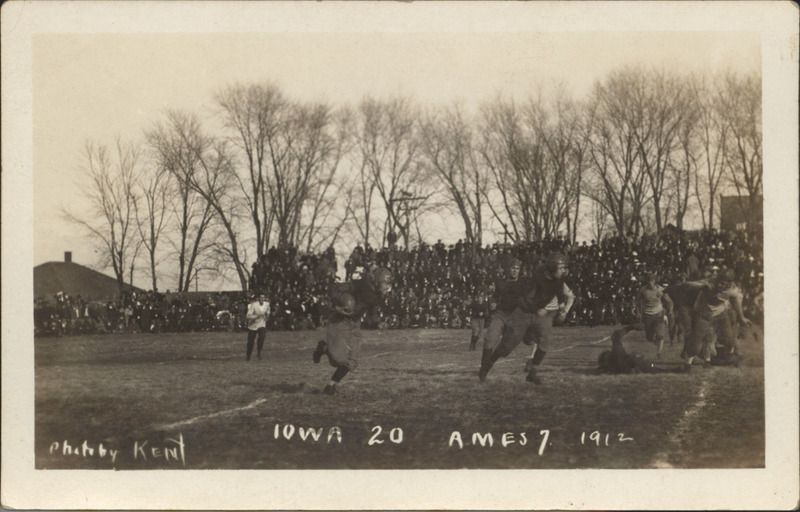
(478, 258), (530, 381)
(312, 267), (392, 395)
(468, 292), (490, 351)
(479, 253), (574, 384)
(683, 268), (751, 370)
(599, 326), (659, 374)
(664, 278), (704, 358)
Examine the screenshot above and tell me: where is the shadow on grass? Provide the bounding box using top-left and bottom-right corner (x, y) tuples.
(559, 367), (607, 376)
(560, 363), (691, 376)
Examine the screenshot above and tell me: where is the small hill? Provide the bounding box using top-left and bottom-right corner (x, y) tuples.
(34, 261), (142, 302)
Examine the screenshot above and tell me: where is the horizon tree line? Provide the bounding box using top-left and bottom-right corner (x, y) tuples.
(64, 65), (763, 293)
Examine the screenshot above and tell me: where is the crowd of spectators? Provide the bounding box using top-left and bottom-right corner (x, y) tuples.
(34, 290), (251, 337)
(345, 228), (763, 329)
(248, 246), (336, 330)
(34, 228), (763, 337)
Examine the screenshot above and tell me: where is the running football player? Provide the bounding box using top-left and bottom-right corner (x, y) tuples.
(468, 292), (489, 351)
(479, 253), (574, 384)
(626, 272), (674, 358)
(477, 258), (529, 381)
(312, 267), (392, 395)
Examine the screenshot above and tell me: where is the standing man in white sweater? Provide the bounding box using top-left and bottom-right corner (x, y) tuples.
(245, 293), (270, 361)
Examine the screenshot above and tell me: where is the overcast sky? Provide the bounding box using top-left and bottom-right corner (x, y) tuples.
(26, 3), (762, 288)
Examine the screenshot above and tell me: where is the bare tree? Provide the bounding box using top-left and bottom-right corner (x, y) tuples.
(133, 161), (170, 292)
(419, 103), (486, 245)
(171, 172), (216, 293)
(585, 195), (611, 243)
(215, 83), (283, 257)
(148, 111), (216, 292)
(539, 89), (591, 243)
(289, 102), (351, 251)
(128, 238), (143, 293)
(479, 97), (538, 242)
(521, 97), (572, 239)
(217, 82), (351, 252)
(479, 94), (579, 242)
(346, 157), (379, 248)
(718, 71), (762, 230)
(353, 96), (434, 248)
(634, 69), (692, 231)
(584, 68), (648, 236)
(64, 137), (142, 294)
(150, 109), (250, 291)
(690, 73), (728, 230)
(670, 78), (701, 230)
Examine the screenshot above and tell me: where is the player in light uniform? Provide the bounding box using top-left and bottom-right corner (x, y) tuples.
(477, 258), (530, 381)
(245, 293), (270, 360)
(312, 267), (392, 395)
(631, 273), (674, 358)
(684, 268), (751, 370)
(612, 273), (676, 359)
(479, 253), (575, 384)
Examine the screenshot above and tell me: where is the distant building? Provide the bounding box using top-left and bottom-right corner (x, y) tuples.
(720, 195), (763, 233)
(34, 252), (142, 302)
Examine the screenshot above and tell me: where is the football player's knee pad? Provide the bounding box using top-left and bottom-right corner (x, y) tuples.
(346, 358), (359, 371)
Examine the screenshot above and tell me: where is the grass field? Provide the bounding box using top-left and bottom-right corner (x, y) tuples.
(35, 324), (764, 470)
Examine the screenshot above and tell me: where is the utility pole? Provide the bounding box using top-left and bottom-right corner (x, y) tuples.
(390, 190), (423, 249)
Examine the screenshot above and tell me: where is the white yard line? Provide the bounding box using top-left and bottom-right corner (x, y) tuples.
(648, 377), (711, 468)
(366, 341), (464, 359)
(429, 341), (468, 351)
(550, 335), (611, 353)
(493, 334), (611, 365)
(150, 398), (268, 431)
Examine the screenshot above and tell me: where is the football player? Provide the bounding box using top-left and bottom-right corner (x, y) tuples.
(683, 267), (751, 370)
(477, 258), (530, 381)
(664, 277), (704, 355)
(312, 267), (392, 395)
(468, 292), (489, 351)
(599, 326), (659, 374)
(479, 253), (574, 384)
(629, 272), (674, 358)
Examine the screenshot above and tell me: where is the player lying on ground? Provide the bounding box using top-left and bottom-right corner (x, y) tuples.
(312, 267), (392, 395)
(479, 252), (575, 385)
(598, 326), (659, 374)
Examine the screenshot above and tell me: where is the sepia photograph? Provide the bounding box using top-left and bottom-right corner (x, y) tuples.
(2, 1), (798, 510)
